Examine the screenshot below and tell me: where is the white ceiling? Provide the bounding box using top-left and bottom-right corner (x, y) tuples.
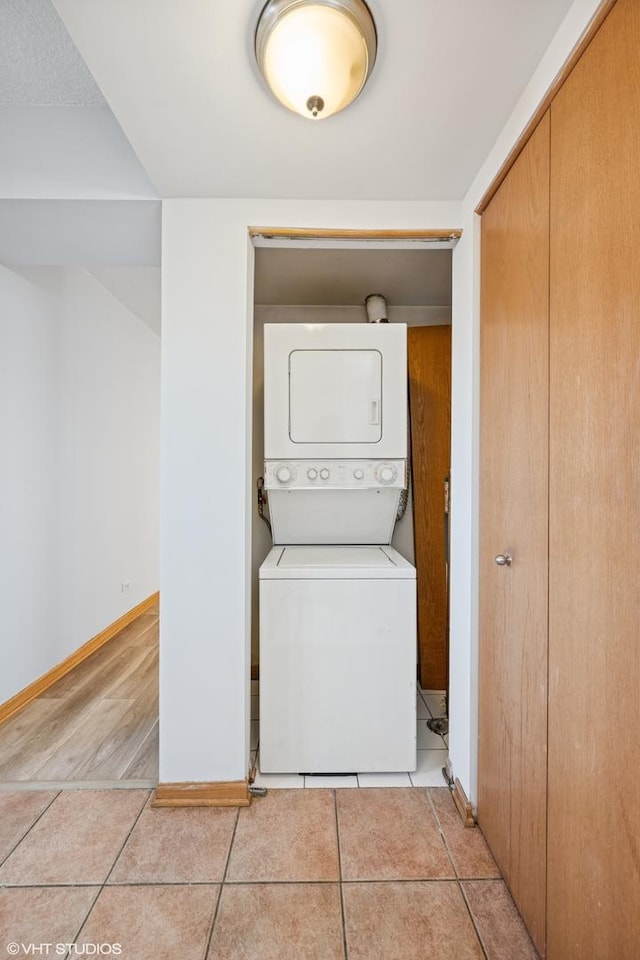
(0, 0), (105, 104)
(0, 106), (158, 199)
(49, 0), (575, 201)
(0, 0), (576, 301)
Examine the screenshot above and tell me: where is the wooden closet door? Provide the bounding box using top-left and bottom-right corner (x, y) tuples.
(478, 112), (550, 956)
(408, 324), (451, 691)
(548, 1), (640, 956)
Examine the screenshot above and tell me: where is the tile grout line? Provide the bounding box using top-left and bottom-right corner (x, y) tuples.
(0, 789), (61, 870)
(0, 876), (469, 889)
(463, 878), (541, 960)
(425, 790), (503, 882)
(458, 879), (491, 960)
(425, 788), (490, 960)
(101, 789), (154, 885)
(62, 884), (104, 960)
(202, 804), (241, 959)
(424, 788), (458, 879)
(65, 789), (152, 960)
(333, 789), (350, 960)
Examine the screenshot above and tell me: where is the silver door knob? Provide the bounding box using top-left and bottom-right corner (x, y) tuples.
(494, 554), (513, 566)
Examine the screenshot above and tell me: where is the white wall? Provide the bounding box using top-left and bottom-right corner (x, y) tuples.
(0, 265), (160, 705)
(160, 1), (604, 795)
(0, 269), (59, 703)
(160, 0), (605, 794)
(160, 199), (461, 784)
(0, 200), (161, 267)
(448, 213), (481, 804)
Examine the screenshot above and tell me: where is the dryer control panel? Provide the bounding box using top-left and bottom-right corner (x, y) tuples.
(264, 459), (406, 490)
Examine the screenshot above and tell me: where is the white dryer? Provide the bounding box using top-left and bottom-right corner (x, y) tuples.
(264, 323), (408, 545)
(259, 545), (416, 773)
(264, 322), (407, 461)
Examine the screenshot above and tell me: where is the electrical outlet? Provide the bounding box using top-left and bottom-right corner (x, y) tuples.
(121, 580), (131, 594)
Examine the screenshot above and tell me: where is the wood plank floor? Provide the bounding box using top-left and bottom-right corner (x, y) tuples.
(0, 607), (159, 783)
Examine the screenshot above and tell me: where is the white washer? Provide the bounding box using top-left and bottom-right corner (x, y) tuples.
(259, 545), (417, 773)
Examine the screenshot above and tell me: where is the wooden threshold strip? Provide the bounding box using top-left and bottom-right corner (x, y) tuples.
(476, 0), (617, 214)
(249, 227), (461, 242)
(153, 780), (251, 807)
(0, 591), (159, 726)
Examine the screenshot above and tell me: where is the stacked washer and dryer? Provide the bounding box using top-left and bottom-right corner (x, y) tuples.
(259, 322), (417, 774)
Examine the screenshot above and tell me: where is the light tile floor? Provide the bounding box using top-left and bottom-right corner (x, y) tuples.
(252, 683), (449, 789)
(0, 786), (539, 959)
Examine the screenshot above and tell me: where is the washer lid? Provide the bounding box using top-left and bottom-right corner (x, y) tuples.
(259, 545), (416, 580)
(279, 545), (393, 568)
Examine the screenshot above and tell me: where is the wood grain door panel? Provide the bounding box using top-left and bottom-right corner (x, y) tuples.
(478, 112), (550, 957)
(408, 325), (451, 691)
(548, 1), (640, 956)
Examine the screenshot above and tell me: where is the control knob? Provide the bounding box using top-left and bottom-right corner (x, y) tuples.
(319, 468), (330, 480)
(376, 463), (398, 484)
(307, 468), (318, 481)
(353, 468), (365, 480)
(275, 463), (295, 484)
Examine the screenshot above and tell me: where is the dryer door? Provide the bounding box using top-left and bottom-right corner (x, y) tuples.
(289, 349), (382, 444)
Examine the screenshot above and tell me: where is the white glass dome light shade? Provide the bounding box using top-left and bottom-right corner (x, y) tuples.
(255, 0), (377, 120)
(263, 6), (368, 119)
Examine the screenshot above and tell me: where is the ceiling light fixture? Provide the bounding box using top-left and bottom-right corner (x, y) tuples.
(255, 0), (377, 121)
